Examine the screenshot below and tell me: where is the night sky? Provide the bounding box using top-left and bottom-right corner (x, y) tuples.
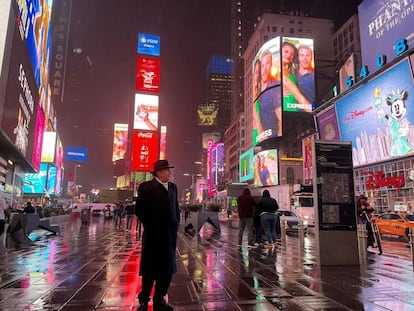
(58, 0), (361, 195)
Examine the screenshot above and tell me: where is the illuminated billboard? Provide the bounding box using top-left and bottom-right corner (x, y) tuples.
(32, 105), (45, 171)
(254, 149), (279, 187)
(239, 148), (254, 182)
(208, 143), (225, 196)
(137, 33), (160, 56)
(46, 165), (56, 195)
(24, 163), (48, 194)
(202, 132), (221, 149)
(358, 0), (414, 76)
(65, 146), (88, 163)
(197, 105), (219, 126)
(316, 106), (341, 141)
(41, 131), (57, 163)
(134, 93), (159, 130)
(136, 57), (160, 93)
(112, 123), (128, 162)
(1, 11), (40, 169)
(252, 36), (315, 146)
(334, 58), (414, 167)
(339, 54), (355, 93)
(15, 0), (54, 88)
(55, 136), (63, 195)
(131, 131), (159, 171)
(159, 125), (167, 160)
(281, 37), (315, 112)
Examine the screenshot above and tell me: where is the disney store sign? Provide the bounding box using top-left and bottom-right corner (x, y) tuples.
(363, 170), (405, 193)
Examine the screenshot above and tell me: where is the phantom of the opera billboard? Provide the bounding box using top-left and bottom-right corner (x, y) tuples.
(318, 57), (414, 168)
(252, 36), (315, 145)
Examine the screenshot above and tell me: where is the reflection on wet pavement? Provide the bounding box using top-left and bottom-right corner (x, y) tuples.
(0, 214), (413, 310)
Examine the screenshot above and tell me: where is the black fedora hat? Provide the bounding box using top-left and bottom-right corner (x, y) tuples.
(152, 160), (174, 174)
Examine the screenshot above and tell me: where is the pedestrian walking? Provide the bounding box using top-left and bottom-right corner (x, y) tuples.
(135, 160), (179, 311)
(236, 188), (257, 248)
(257, 190), (279, 247)
(125, 202), (135, 231)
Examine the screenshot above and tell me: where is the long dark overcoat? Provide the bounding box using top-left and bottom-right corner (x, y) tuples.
(136, 179), (179, 278)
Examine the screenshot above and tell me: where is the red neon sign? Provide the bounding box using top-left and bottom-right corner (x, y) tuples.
(364, 171), (405, 193)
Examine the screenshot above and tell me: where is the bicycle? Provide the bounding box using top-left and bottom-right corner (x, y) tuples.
(360, 211), (383, 255)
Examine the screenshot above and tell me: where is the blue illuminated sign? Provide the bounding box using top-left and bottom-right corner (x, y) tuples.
(65, 146), (88, 163)
(137, 33), (160, 56)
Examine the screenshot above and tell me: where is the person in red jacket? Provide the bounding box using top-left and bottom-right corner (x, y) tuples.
(236, 188), (257, 248)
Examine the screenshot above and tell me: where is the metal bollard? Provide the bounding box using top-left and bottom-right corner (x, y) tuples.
(410, 228), (414, 271)
(298, 219), (305, 252)
(357, 224), (367, 262)
(280, 215), (286, 247)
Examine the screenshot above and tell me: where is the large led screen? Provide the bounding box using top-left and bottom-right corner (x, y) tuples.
(254, 149), (279, 187)
(358, 0), (414, 76)
(24, 163), (48, 194)
(65, 146), (88, 162)
(46, 165), (56, 195)
(2, 14), (39, 168)
(159, 125), (167, 160)
(0, 0), (11, 74)
(32, 105), (45, 171)
(252, 37), (282, 145)
(112, 123), (128, 162)
(137, 33), (160, 56)
(136, 57), (160, 93)
(208, 143), (225, 196)
(335, 58), (414, 167)
(131, 131), (159, 172)
(281, 37), (315, 112)
(55, 136), (63, 195)
(239, 148), (254, 182)
(316, 106), (341, 141)
(15, 0), (54, 88)
(41, 131), (56, 163)
(134, 94), (159, 130)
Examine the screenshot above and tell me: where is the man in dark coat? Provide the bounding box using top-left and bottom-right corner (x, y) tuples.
(135, 160), (179, 311)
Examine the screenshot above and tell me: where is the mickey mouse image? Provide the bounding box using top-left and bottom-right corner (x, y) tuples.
(375, 88), (414, 157)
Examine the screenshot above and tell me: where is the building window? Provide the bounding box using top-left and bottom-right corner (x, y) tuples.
(290, 28), (294, 34)
(272, 26), (277, 32)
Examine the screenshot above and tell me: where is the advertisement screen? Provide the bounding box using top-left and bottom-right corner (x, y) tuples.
(41, 131), (56, 163)
(208, 143), (225, 196)
(32, 105), (45, 171)
(55, 136), (63, 195)
(302, 136), (314, 185)
(65, 146), (88, 162)
(133, 94), (159, 130)
(24, 163), (48, 194)
(137, 33), (160, 56)
(15, 0), (54, 88)
(358, 0), (414, 76)
(339, 54), (355, 93)
(0, 0), (11, 74)
(252, 37), (282, 145)
(159, 125), (167, 159)
(316, 106), (341, 141)
(239, 148), (254, 182)
(136, 57), (160, 93)
(131, 131), (159, 171)
(46, 165), (56, 195)
(335, 58), (414, 167)
(2, 16), (39, 167)
(281, 37), (315, 112)
(254, 149), (279, 187)
(202, 132), (221, 149)
(112, 123), (128, 162)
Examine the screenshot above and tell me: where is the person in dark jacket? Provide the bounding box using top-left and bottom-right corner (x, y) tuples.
(135, 160), (179, 311)
(236, 188), (257, 247)
(256, 190), (279, 247)
(24, 202), (35, 214)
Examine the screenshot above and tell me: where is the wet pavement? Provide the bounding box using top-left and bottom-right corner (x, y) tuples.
(0, 214), (414, 311)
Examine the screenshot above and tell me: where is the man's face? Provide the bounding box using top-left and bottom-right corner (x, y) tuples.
(298, 48), (312, 69)
(261, 54), (272, 84)
(156, 168), (172, 183)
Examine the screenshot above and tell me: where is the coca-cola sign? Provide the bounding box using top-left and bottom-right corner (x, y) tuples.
(364, 171), (405, 193)
(131, 130), (159, 171)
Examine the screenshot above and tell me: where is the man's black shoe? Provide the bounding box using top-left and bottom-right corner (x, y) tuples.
(153, 298), (174, 311)
(136, 301), (148, 311)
